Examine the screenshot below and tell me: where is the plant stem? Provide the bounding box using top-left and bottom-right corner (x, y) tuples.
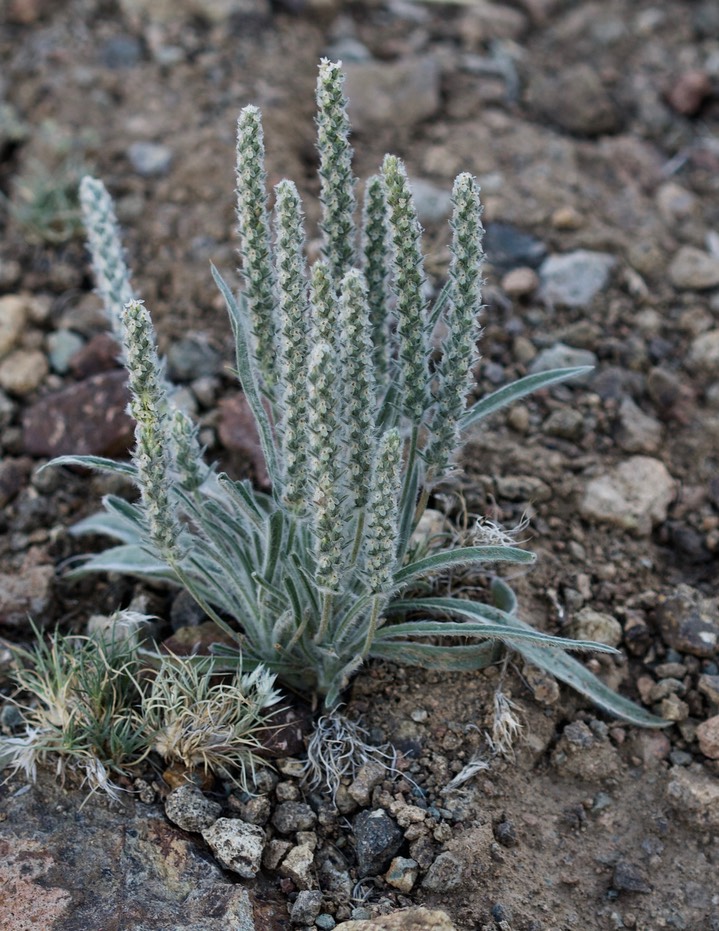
(349, 510), (366, 567)
(315, 591), (334, 643)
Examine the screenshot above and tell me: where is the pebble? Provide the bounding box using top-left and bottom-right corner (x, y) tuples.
(100, 35), (142, 68)
(551, 205), (584, 230)
(580, 455), (675, 536)
(696, 715), (719, 759)
(290, 890), (322, 925)
(528, 343), (597, 378)
(69, 333), (122, 378)
(421, 850), (465, 892)
(0, 295), (27, 358)
(688, 329), (719, 374)
(615, 397), (662, 454)
(484, 222), (546, 271)
(333, 909), (458, 930)
(384, 856), (419, 893)
(22, 370), (133, 457)
(666, 70), (712, 116)
(272, 802), (317, 834)
(501, 266), (538, 297)
(200, 818), (265, 879)
(0, 349), (48, 395)
(128, 141), (173, 177)
(655, 181), (698, 224)
(669, 247), (719, 290)
(217, 392), (269, 488)
(551, 721), (622, 781)
(493, 818), (517, 848)
(539, 250), (616, 308)
(542, 407), (584, 440)
(698, 674), (719, 705)
(278, 842), (315, 889)
(166, 333), (222, 382)
(343, 57), (440, 132)
(666, 766), (719, 830)
(0, 563), (54, 627)
(654, 585), (718, 658)
(47, 330), (85, 375)
(409, 178), (452, 225)
(316, 915), (336, 930)
(612, 860), (651, 894)
(164, 785), (222, 833)
(525, 63), (622, 136)
(570, 607), (623, 647)
(347, 760), (386, 807)
(353, 809), (404, 878)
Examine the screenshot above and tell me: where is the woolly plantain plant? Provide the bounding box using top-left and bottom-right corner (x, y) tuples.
(52, 61), (664, 735)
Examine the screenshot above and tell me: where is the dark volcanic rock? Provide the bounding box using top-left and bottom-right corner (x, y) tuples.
(353, 808), (404, 877)
(655, 585), (719, 659)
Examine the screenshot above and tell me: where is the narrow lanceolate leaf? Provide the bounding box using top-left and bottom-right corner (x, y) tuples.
(382, 154), (429, 422)
(306, 342), (346, 591)
(369, 639), (501, 671)
(339, 270), (377, 510)
(65, 544), (173, 579)
(460, 367), (594, 431)
(42, 455), (137, 478)
(316, 58), (357, 282)
(212, 264), (281, 488)
(362, 175), (391, 382)
(363, 429), (402, 593)
(79, 176), (134, 344)
(274, 180), (311, 508)
(393, 545), (535, 588)
(388, 598), (620, 654)
(426, 172), (484, 478)
(236, 105), (277, 388)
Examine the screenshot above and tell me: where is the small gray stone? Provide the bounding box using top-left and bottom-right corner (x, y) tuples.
(166, 333), (222, 381)
(101, 35), (142, 68)
(344, 57), (440, 131)
(290, 890), (322, 925)
(409, 178), (452, 225)
(421, 851), (465, 892)
(669, 246), (719, 290)
(529, 343), (597, 378)
(616, 397), (662, 454)
(539, 250), (616, 308)
(526, 63), (622, 136)
(316, 915), (336, 930)
(164, 785), (222, 833)
(272, 801), (317, 834)
(580, 456), (675, 536)
(613, 860), (651, 894)
(688, 329), (719, 374)
(353, 809), (403, 877)
(128, 141), (173, 177)
(201, 818), (265, 878)
(485, 222), (547, 271)
(543, 407), (585, 440)
(47, 330), (85, 375)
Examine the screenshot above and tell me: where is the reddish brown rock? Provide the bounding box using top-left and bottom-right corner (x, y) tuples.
(697, 715), (719, 760)
(0, 563), (54, 627)
(22, 369), (133, 458)
(666, 70), (712, 116)
(69, 332), (122, 379)
(217, 392), (269, 488)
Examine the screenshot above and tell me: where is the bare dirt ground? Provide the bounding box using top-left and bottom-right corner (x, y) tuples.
(1, 1), (718, 929)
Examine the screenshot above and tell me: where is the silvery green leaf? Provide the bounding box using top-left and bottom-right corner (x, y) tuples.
(41, 455), (137, 477)
(460, 367), (593, 431)
(369, 639), (500, 671)
(393, 545), (535, 587)
(374, 617), (605, 650)
(65, 544), (172, 578)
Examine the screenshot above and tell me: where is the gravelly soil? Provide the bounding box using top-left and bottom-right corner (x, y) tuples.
(1, 1), (718, 929)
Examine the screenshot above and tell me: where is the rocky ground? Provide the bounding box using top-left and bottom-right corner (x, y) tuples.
(1, 0), (719, 929)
